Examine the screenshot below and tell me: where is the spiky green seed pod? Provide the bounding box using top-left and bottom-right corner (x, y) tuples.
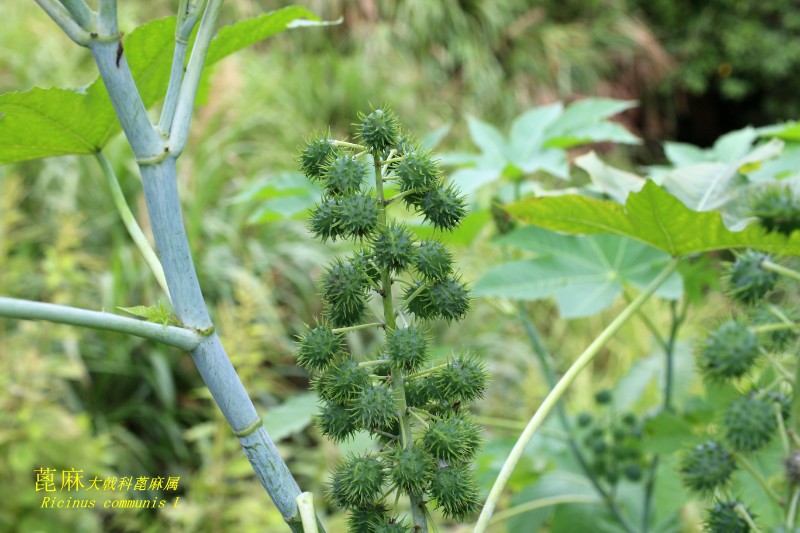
(404, 276), (471, 323)
(576, 412), (593, 428)
(396, 150), (440, 194)
(750, 183), (800, 236)
(432, 355), (488, 404)
(346, 504), (389, 533)
(317, 400), (360, 442)
(726, 251), (778, 305)
(354, 384), (398, 431)
(299, 137), (340, 181)
(329, 454), (386, 509)
(595, 389), (613, 405)
(316, 359), (371, 405)
(405, 375), (440, 408)
(422, 415), (482, 463)
(371, 223), (417, 273)
(417, 184), (467, 231)
(415, 240), (453, 281)
(750, 305), (798, 351)
(295, 322), (342, 372)
(723, 394), (777, 452)
(308, 197), (345, 242)
(359, 108), (400, 153)
(679, 440), (736, 494)
(323, 154), (367, 196)
(389, 445), (433, 495)
(704, 500), (752, 533)
(339, 193), (380, 239)
(623, 464), (643, 482)
(374, 520), (410, 533)
(428, 464), (480, 521)
(320, 258), (369, 327)
(698, 320), (759, 381)
(351, 250), (383, 286)
(386, 326), (429, 372)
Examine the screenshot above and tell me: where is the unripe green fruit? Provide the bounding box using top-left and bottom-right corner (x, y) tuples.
(415, 240), (453, 281)
(727, 251), (778, 305)
(371, 223), (417, 273)
(422, 415), (481, 463)
(428, 464), (479, 521)
(750, 305), (798, 351)
(317, 400), (359, 442)
(374, 520), (409, 533)
(698, 320), (759, 381)
(323, 154), (367, 196)
(347, 504), (388, 533)
(679, 440), (736, 494)
(623, 464), (643, 482)
(386, 326), (429, 372)
(320, 257), (369, 327)
(417, 184), (467, 231)
(595, 389), (613, 405)
(350, 250), (383, 286)
(576, 412), (593, 428)
(432, 355), (488, 404)
(359, 108), (400, 152)
(750, 183), (800, 236)
(396, 150), (440, 193)
(316, 359), (370, 404)
(404, 276), (471, 323)
(338, 193), (380, 239)
(299, 137), (340, 180)
(329, 454), (386, 508)
(295, 322), (342, 372)
(405, 375), (440, 408)
(389, 445), (433, 495)
(354, 384), (398, 431)
(704, 500), (752, 533)
(308, 197), (345, 242)
(723, 394), (777, 452)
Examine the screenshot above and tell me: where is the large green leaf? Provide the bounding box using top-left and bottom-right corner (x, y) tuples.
(0, 7), (325, 165)
(506, 180), (800, 257)
(473, 226), (681, 318)
(444, 98), (639, 195)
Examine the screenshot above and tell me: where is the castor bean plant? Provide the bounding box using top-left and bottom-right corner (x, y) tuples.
(295, 109), (488, 531)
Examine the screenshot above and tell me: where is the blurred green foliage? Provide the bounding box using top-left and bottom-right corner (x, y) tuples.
(630, 0), (800, 120)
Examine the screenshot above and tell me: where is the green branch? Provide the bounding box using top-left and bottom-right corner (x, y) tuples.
(475, 258), (680, 532)
(95, 152), (171, 299)
(0, 297), (201, 351)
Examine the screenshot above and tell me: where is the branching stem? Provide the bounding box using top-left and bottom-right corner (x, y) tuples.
(0, 297), (200, 350)
(474, 258), (680, 532)
(95, 152), (171, 299)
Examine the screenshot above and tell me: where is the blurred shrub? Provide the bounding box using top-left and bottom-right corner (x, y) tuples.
(630, 0), (800, 120)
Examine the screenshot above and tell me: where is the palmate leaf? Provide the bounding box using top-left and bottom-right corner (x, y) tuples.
(473, 226), (681, 318)
(0, 7), (328, 165)
(445, 98), (639, 195)
(505, 180), (800, 257)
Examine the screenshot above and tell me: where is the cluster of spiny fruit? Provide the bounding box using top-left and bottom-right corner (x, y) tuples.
(679, 250), (797, 533)
(294, 108), (489, 531)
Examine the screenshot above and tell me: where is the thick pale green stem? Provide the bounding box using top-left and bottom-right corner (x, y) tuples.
(373, 150), (428, 532)
(35, 0), (91, 45)
(36, 2), (323, 529)
(0, 297), (200, 350)
(475, 258), (680, 532)
(95, 152), (171, 299)
(168, 0), (223, 156)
